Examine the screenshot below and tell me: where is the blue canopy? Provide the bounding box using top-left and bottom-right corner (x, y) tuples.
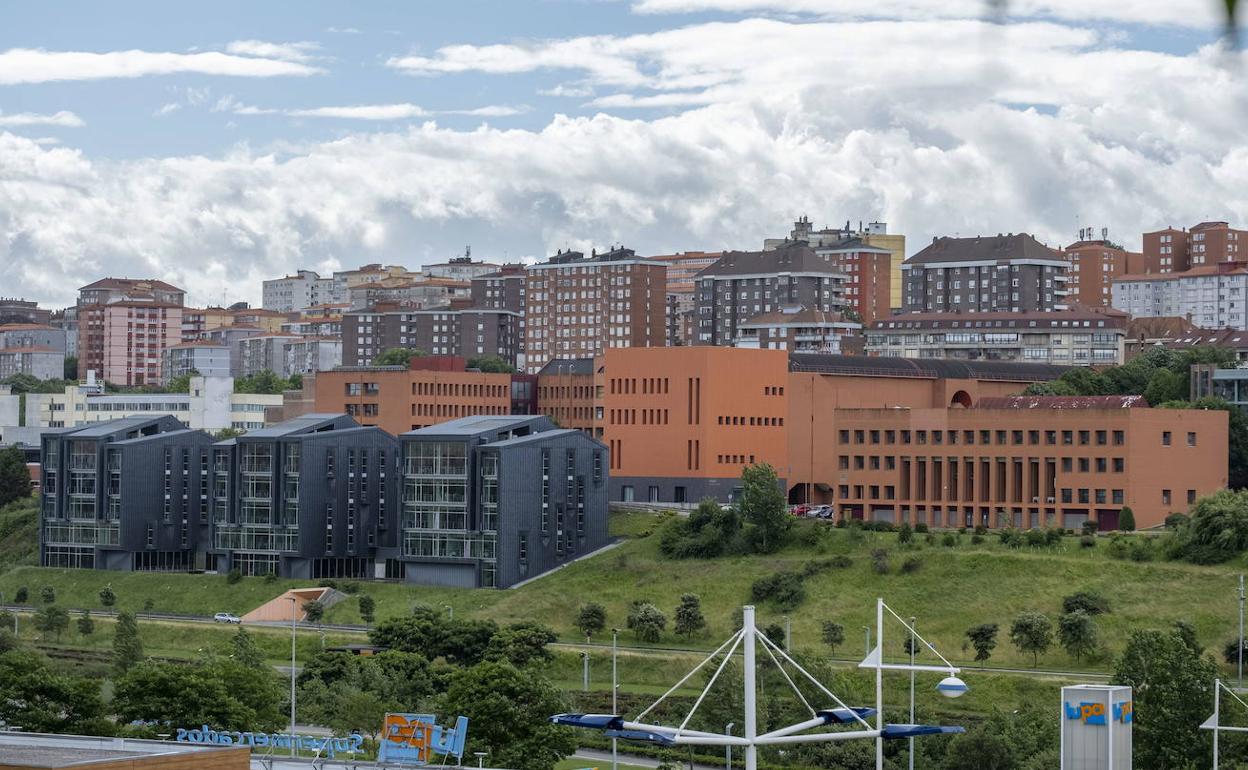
(881, 724), (966, 739)
(817, 707), (877, 724)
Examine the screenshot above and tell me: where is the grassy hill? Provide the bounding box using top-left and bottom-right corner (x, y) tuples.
(0, 496), (37, 574)
(5, 511), (1247, 675)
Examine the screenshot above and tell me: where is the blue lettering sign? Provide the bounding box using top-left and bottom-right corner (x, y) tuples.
(379, 713), (469, 765)
(1063, 701), (1132, 725)
(175, 725), (363, 758)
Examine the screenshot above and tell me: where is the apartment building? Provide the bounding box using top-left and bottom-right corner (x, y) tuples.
(1113, 262), (1248, 330)
(229, 308), (291, 334)
(0, 298), (52, 326)
(736, 307), (860, 354)
(50, 307), (78, 358)
(262, 270), (337, 313)
(866, 309), (1128, 365)
(902, 233), (1069, 314)
(694, 242), (852, 348)
(39, 415), (215, 571)
(766, 218), (907, 310)
(235, 334), (342, 378)
(395, 415), (607, 588)
(181, 307), (236, 340)
(331, 264), (417, 302)
(347, 277), (470, 311)
(161, 341), (230, 381)
(422, 255), (503, 281)
(209, 414), (397, 579)
(649, 252), (724, 346)
(472, 264), (527, 356)
(0, 324), (66, 380)
(1064, 230), (1145, 307)
(314, 356), (513, 435)
(1143, 221), (1248, 273)
(524, 247), (666, 374)
(77, 279), (185, 386)
(343, 308), (522, 368)
(829, 396), (1226, 531)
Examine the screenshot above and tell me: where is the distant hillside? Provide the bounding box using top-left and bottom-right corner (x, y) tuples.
(0, 497), (37, 573)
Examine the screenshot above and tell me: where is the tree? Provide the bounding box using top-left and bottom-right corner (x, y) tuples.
(1173, 489), (1248, 563)
(0, 446), (31, 508)
(358, 594), (376, 624)
(323, 685), (391, 740)
(1113, 623), (1218, 768)
(113, 659), (285, 732)
(33, 605), (69, 641)
(373, 347), (425, 366)
(1057, 611), (1098, 662)
(13, 586), (27, 603)
(234, 369), (290, 395)
(1118, 506), (1135, 532)
(466, 355), (515, 373)
(631, 603), (667, 643)
(764, 623), (787, 649)
(440, 661), (577, 770)
(821, 621), (845, 655)
(898, 522), (913, 545)
(76, 610), (94, 637)
(575, 603), (607, 639)
(738, 463), (789, 554)
(941, 706), (1057, 770)
(229, 626), (266, 669)
(1143, 368), (1186, 406)
(1009, 611), (1052, 667)
(966, 624), (999, 665)
(166, 372), (196, 393)
(303, 599), (325, 625)
(38, 585), (55, 605)
(63, 356), (78, 380)
(1062, 591), (1110, 616)
(483, 622), (557, 667)
(98, 585), (116, 608)
(213, 427), (245, 440)
(659, 497), (742, 559)
(112, 610), (144, 675)
(674, 594), (706, 639)
(0, 650), (105, 734)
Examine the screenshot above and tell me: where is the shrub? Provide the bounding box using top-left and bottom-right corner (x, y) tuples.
(1119, 506), (1136, 532)
(958, 527), (968, 535)
(1081, 520), (1099, 536)
(1025, 529), (1047, 548)
(914, 522), (930, 534)
(1080, 535), (1096, 548)
(1164, 512), (1189, 530)
(801, 556), (851, 577)
(1129, 540), (1155, 562)
(1173, 490), (1248, 564)
(974, 524), (988, 536)
(1063, 591), (1110, 616)
(226, 569), (243, 585)
(750, 571), (807, 611)
(834, 518), (847, 529)
(13, 586), (26, 604)
(263, 571), (278, 584)
(941, 532), (957, 548)
(871, 548), (890, 574)
(898, 523), (914, 545)
(1224, 637), (1248, 666)
(998, 529), (1021, 547)
(901, 556), (923, 574)
(971, 534), (985, 545)
(925, 532), (937, 545)
(1045, 528), (1064, 546)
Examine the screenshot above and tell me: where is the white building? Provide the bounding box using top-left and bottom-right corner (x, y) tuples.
(161, 341), (231, 381)
(237, 334), (341, 378)
(262, 270), (337, 313)
(0, 324), (66, 380)
(0, 376), (282, 439)
(1112, 263), (1248, 330)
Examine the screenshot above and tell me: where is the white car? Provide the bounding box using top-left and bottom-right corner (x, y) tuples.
(213, 612), (242, 624)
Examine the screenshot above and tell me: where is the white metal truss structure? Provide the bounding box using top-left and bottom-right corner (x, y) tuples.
(552, 600), (967, 770)
(1201, 678), (1248, 768)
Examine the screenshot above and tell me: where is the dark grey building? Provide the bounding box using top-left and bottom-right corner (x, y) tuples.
(471, 264), (526, 354)
(343, 309), (522, 369)
(210, 414), (398, 579)
(694, 241), (849, 346)
(40, 415), (215, 571)
(902, 233), (1070, 314)
(395, 415), (608, 589)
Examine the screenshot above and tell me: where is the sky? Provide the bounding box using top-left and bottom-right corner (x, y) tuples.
(1, 0), (1246, 308)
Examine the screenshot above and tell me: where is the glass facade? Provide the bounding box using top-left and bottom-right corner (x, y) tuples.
(401, 440), (496, 579)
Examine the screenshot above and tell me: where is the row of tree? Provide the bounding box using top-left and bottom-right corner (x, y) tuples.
(371, 347), (515, 373)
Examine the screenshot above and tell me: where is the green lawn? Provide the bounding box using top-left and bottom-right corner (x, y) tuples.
(5, 512), (1248, 675)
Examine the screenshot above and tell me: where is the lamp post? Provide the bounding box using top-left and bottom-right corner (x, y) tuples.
(474, 751), (488, 768)
(287, 595), (297, 757)
(908, 616), (916, 770)
(783, 616), (791, 651)
(612, 628), (619, 770)
(1238, 575), (1244, 689)
(725, 722), (735, 769)
(581, 651), (590, 692)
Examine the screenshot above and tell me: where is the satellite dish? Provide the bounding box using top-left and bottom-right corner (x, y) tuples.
(937, 676), (968, 698)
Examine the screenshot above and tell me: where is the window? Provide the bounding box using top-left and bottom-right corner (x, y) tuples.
(1187, 489), (1197, 504)
(1187, 432), (1197, 447)
(1113, 430), (1124, 445)
(1162, 489), (1171, 505)
(1062, 430), (1073, 445)
(1078, 458), (1089, 473)
(1112, 457), (1124, 472)
(1162, 431), (1172, 446)
(1062, 458), (1073, 472)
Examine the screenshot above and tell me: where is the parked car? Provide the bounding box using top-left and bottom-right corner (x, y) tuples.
(812, 505), (834, 519)
(213, 612), (242, 624)
(791, 504), (812, 517)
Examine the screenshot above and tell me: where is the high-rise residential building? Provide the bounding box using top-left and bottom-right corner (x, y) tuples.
(262, 270), (337, 313)
(396, 414), (608, 588)
(0, 298), (52, 326)
(766, 217), (907, 311)
(181, 307), (235, 340)
(343, 308), (522, 368)
(422, 255), (503, 281)
(649, 252), (723, 347)
(902, 233), (1069, 314)
(1063, 228), (1145, 307)
(1112, 262), (1248, 330)
(161, 341), (231, 381)
(77, 279), (186, 386)
(1142, 221), (1248, 273)
(50, 307), (78, 358)
(236, 334), (342, 378)
(523, 247), (666, 374)
(331, 264), (418, 303)
(866, 309), (1128, 365)
(347, 277), (471, 311)
(210, 414), (398, 579)
(694, 241), (854, 348)
(39, 415), (216, 571)
(472, 264), (528, 357)
(0, 324), (66, 380)
(735, 307), (860, 354)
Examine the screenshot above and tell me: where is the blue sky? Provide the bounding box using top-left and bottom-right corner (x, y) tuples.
(0, 0), (1244, 307)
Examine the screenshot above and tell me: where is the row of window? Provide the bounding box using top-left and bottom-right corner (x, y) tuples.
(716, 415), (785, 427)
(838, 427), (1131, 447)
(838, 454), (1128, 474)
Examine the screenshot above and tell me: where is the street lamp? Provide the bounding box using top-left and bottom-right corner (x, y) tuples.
(612, 628), (619, 770)
(474, 751), (488, 768)
(725, 722), (735, 769)
(908, 616), (916, 770)
(287, 595), (297, 757)
(581, 651), (590, 692)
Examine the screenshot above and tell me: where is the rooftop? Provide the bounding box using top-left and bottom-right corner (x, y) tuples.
(740, 307), (857, 327)
(873, 308), (1128, 329)
(402, 414), (552, 438)
(538, 357), (596, 376)
(697, 242), (849, 278)
(78, 277), (185, 294)
(905, 233), (1064, 266)
(1116, 262), (1248, 281)
(977, 395), (1147, 409)
(788, 353), (1068, 383)
(238, 413), (355, 438)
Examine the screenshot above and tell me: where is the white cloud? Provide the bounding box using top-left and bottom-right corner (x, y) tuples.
(539, 83), (596, 98)
(223, 102), (529, 120)
(326, 26), (362, 34)
(0, 47), (323, 85)
(225, 40), (321, 63)
(0, 110), (85, 127)
(630, 0), (1226, 28)
(153, 102), (181, 117)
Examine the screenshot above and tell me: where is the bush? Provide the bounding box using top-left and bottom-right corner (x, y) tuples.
(263, 571), (278, 584)
(898, 523), (914, 545)
(958, 527), (968, 535)
(1224, 637), (1248, 666)
(1080, 535), (1096, 549)
(1129, 540), (1155, 562)
(1081, 520), (1099, 536)
(1063, 591), (1110, 616)
(863, 520), (896, 532)
(1025, 529), (1047, 548)
(1045, 528), (1064, 546)
(1119, 506), (1136, 532)
(1165, 512), (1189, 530)
(925, 532), (937, 545)
(750, 572), (807, 611)
(1173, 490), (1248, 564)
(971, 534), (985, 545)
(914, 522), (930, 534)
(974, 524), (988, 536)
(900, 556), (923, 574)
(871, 548), (890, 574)
(13, 586), (26, 604)
(999, 528), (1021, 547)
(941, 532), (957, 548)
(801, 556), (851, 577)
(226, 569), (242, 585)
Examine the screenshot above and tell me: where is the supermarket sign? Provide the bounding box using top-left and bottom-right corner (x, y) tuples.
(379, 713), (469, 765)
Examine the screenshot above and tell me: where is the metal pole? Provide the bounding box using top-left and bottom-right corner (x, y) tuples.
(864, 626), (871, 657)
(876, 598), (884, 770)
(909, 616), (916, 770)
(288, 596), (297, 757)
(784, 616), (791, 651)
(612, 629), (619, 770)
(582, 652), (590, 692)
(725, 722), (734, 770)
(1214, 679), (1221, 769)
(1239, 576), (1244, 689)
(744, 605), (757, 770)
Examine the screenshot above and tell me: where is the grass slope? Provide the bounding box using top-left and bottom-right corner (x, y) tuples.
(0, 496), (37, 573)
(3, 512), (1246, 674)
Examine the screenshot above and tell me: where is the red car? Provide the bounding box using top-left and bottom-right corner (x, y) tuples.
(791, 505), (812, 517)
